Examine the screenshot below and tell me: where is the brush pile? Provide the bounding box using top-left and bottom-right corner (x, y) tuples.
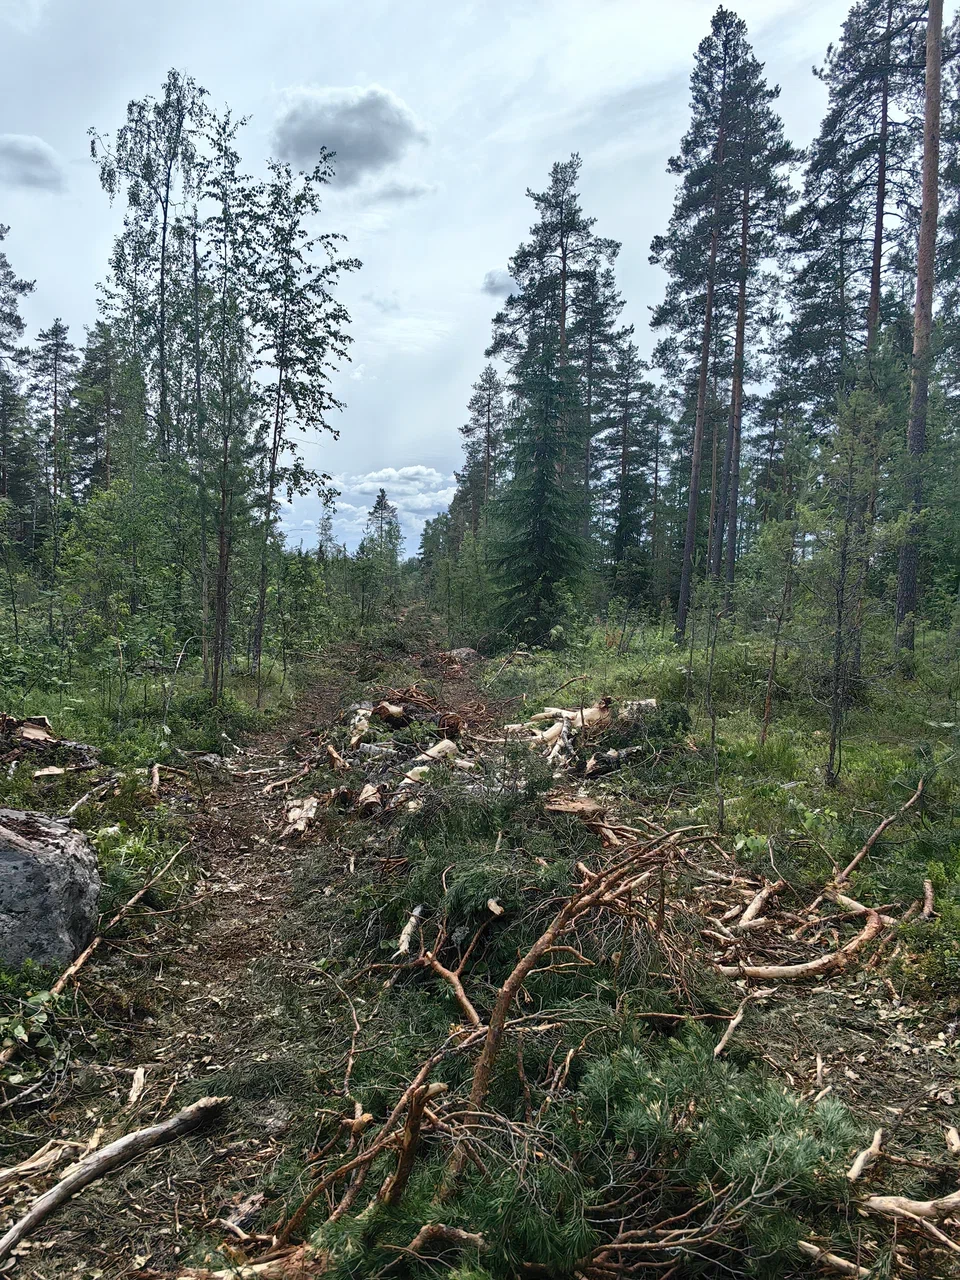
(269, 687), (687, 841)
(0, 715), (99, 780)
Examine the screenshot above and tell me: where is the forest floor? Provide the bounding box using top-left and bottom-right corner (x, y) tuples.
(2, 636), (960, 1278)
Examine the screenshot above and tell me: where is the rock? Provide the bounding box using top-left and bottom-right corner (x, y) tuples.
(0, 809), (100, 967)
(446, 647), (480, 662)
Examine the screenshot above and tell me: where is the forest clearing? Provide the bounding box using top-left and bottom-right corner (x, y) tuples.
(3, 0), (960, 1275)
(0, 624), (958, 1279)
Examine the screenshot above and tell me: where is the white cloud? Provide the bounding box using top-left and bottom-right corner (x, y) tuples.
(328, 464), (457, 549)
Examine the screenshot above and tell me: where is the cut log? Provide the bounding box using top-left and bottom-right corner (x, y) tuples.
(280, 796), (320, 839)
(0, 1097), (228, 1263)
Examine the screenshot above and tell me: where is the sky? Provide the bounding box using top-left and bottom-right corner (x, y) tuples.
(0, 0), (871, 550)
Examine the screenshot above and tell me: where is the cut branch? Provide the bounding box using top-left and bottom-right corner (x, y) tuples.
(0, 1096), (228, 1263)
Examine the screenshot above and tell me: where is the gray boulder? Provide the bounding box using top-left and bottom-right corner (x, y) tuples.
(0, 809), (100, 968)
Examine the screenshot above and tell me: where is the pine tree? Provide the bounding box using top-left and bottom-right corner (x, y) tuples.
(896, 0), (944, 653)
(651, 6), (794, 638)
(30, 319), (79, 575)
(786, 0), (927, 427)
(459, 364), (506, 531)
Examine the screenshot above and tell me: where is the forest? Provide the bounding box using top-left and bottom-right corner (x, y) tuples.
(1, 1), (960, 1278)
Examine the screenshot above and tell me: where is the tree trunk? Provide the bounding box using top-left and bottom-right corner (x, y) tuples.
(895, 0), (942, 654)
(676, 59), (728, 641)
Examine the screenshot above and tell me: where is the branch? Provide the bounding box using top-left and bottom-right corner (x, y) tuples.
(835, 778), (924, 884)
(0, 1096), (228, 1262)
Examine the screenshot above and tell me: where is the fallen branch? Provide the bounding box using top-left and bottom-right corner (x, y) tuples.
(176, 1247), (321, 1279)
(405, 1222), (487, 1254)
(379, 1082), (448, 1206)
(797, 1241), (870, 1277)
(715, 911), (884, 981)
(862, 1186), (960, 1223)
(923, 878), (936, 917)
(836, 779), (924, 885)
(0, 1096), (228, 1262)
(712, 988), (774, 1058)
(846, 1128), (884, 1182)
(0, 1139), (84, 1189)
(737, 879), (784, 930)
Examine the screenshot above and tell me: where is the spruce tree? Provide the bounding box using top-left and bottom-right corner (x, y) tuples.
(487, 155), (609, 641)
(0, 226), (33, 365)
(30, 319), (79, 575)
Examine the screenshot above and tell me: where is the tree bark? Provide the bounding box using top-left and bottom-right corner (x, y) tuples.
(676, 57), (728, 641)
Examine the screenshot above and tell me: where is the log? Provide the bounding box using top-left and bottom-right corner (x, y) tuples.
(0, 1096), (228, 1262)
(280, 795), (320, 839)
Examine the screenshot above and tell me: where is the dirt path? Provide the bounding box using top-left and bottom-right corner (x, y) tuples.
(8, 677), (352, 1279)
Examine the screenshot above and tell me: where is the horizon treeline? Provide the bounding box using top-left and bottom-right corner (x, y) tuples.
(421, 1), (959, 690)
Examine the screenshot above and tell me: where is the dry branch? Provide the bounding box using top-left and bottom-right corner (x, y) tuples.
(846, 1128), (884, 1182)
(797, 1241), (870, 1277)
(715, 911), (884, 981)
(0, 1139), (84, 1189)
(862, 1186), (960, 1222)
(0, 1096), (228, 1262)
(405, 1222), (487, 1254)
(379, 1082), (448, 1206)
(835, 779), (924, 884)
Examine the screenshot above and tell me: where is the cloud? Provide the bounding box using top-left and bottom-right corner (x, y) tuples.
(362, 291), (401, 314)
(330, 465), (456, 547)
(272, 85), (427, 188)
(481, 268), (515, 297)
(364, 178), (435, 204)
(0, 135), (65, 191)
(365, 311), (454, 355)
(0, 0), (47, 30)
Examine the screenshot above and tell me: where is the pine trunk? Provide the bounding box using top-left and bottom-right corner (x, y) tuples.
(895, 0), (942, 653)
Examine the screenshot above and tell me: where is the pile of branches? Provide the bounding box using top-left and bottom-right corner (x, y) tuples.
(0, 714), (99, 780)
(271, 691), (684, 841)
